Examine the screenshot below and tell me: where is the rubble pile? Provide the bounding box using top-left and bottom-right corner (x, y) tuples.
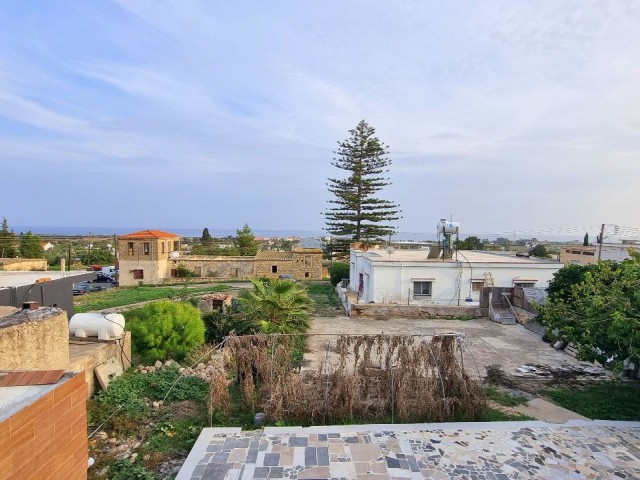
(514, 362), (607, 378)
(135, 356), (225, 382)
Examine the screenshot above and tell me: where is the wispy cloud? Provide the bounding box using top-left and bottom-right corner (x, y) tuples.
(0, 1), (639, 232)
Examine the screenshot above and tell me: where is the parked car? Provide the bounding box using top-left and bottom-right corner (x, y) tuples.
(95, 273), (115, 282)
(278, 274), (297, 282)
(73, 283), (104, 295)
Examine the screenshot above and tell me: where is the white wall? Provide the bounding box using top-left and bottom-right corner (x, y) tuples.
(360, 259), (561, 305)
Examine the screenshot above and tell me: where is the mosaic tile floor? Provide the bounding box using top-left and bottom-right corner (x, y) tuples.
(177, 421), (640, 480)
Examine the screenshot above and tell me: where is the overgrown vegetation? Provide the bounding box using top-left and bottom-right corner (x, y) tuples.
(125, 302), (205, 363)
(88, 367), (209, 479)
(545, 382), (640, 420)
(307, 282), (342, 316)
(216, 334), (487, 425)
(484, 386), (528, 407)
(74, 284), (229, 312)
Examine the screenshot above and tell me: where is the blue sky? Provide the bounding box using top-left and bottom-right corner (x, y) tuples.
(1, 1), (639, 238)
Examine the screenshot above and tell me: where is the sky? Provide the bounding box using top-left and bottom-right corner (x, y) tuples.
(1, 1), (640, 239)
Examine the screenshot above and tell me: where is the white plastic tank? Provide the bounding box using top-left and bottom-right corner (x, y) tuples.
(69, 313), (125, 340)
(438, 219), (460, 234)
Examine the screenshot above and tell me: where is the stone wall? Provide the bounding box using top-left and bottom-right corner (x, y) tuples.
(0, 259), (48, 271)
(0, 307), (69, 370)
(350, 303), (484, 319)
(0, 372), (88, 479)
(174, 256), (255, 279)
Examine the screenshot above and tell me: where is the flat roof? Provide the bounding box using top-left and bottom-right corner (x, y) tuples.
(0, 270), (94, 289)
(358, 249), (560, 265)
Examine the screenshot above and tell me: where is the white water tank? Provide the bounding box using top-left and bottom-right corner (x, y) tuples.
(69, 313), (125, 340)
(438, 219), (460, 234)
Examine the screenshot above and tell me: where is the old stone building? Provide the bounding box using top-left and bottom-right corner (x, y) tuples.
(116, 230), (324, 286)
(254, 248), (324, 280)
(117, 230), (181, 286)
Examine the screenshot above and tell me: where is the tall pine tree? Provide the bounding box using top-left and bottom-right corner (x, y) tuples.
(324, 120), (401, 248)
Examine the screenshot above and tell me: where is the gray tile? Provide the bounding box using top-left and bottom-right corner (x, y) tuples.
(317, 447), (329, 466)
(264, 453), (280, 466)
(201, 463), (231, 480)
(305, 447), (317, 466)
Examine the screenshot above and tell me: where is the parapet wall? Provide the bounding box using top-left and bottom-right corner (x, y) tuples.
(0, 307), (69, 370)
(349, 302), (485, 319)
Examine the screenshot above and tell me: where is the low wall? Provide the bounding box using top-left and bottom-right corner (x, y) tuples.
(0, 307), (69, 370)
(350, 303), (485, 319)
(0, 371), (88, 479)
(0, 258), (48, 271)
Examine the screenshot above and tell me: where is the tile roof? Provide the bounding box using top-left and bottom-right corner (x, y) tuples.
(118, 229), (180, 240)
(255, 251), (296, 261)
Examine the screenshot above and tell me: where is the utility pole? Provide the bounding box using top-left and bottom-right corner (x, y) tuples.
(598, 224), (605, 261)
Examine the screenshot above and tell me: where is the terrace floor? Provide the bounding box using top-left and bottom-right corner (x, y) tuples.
(177, 421), (640, 480)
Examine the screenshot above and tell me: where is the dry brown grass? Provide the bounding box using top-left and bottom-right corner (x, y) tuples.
(220, 334), (487, 425)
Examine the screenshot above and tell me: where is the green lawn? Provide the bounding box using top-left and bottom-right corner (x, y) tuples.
(484, 386), (529, 407)
(305, 282), (343, 317)
(74, 284), (230, 312)
(545, 382), (640, 420)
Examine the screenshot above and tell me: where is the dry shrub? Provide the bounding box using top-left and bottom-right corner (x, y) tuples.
(221, 334), (487, 425)
(209, 369), (231, 419)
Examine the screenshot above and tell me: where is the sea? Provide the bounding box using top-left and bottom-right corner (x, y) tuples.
(12, 225), (581, 242)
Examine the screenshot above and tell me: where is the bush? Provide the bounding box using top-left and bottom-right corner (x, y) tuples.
(176, 264), (196, 278)
(202, 310), (250, 344)
(125, 301), (205, 363)
(328, 262), (349, 286)
(108, 459), (158, 480)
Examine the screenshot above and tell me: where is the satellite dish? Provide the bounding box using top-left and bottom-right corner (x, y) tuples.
(386, 246), (395, 256)
(169, 251), (180, 260)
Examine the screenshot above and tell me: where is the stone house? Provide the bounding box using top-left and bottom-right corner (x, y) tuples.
(254, 248), (324, 280)
(117, 230), (181, 286)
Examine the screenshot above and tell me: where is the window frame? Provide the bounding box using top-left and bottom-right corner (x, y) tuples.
(413, 281), (432, 298)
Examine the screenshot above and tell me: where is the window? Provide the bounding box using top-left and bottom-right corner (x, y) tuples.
(127, 242), (134, 255)
(272, 265), (278, 273)
(171, 269), (178, 277)
(305, 272), (310, 278)
(133, 269), (144, 280)
(583, 251), (595, 256)
(173, 241), (180, 251)
(161, 242), (165, 254)
(143, 242), (150, 255)
(471, 280), (485, 291)
(413, 281), (432, 297)
(514, 282), (535, 288)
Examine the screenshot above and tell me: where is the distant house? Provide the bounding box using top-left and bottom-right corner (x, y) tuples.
(560, 242), (640, 265)
(349, 245), (562, 305)
(41, 241), (54, 252)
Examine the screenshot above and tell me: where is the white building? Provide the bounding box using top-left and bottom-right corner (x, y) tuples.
(349, 247), (563, 305)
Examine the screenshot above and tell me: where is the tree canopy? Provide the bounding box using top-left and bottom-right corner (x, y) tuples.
(234, 223), (259, 256)
(458, 236), (484, 250)
(0, 217), (17, 258)
(529, 244), (551, 259)
(324, 120), (400, 248)
(19, 231), (44, 258)
(201, 227), (213, 245)
(541, 253), (640, 370)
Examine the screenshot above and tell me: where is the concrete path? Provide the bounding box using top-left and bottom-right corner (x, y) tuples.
(177, 421), (640, 479)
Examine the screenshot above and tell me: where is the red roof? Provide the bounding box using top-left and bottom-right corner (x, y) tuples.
(118, 229), (180, 240)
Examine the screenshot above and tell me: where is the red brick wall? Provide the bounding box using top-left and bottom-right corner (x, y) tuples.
(0, 372), (88, 480)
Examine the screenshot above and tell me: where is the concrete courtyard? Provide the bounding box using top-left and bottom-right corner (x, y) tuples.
(305, 316), (585, 378)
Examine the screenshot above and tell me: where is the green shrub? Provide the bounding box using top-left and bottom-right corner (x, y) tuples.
(176, 264), (196, 278)
(328, 262), (350, 286)
(108, 459), (158, 480)
(125, 301), (205, 363)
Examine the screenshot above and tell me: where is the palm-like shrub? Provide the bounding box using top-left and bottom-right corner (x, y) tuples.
(237, 278), (314, 334)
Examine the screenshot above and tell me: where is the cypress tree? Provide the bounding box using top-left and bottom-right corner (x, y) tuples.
(201, 227), (213, 245)
(583, 233), (589, 246)
(324, 120), (401, 247)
